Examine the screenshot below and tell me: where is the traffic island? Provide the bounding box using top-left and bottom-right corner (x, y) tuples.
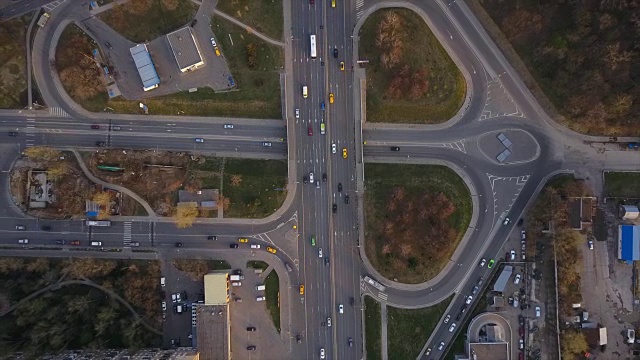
(358, 8), (466, 124)
(364, 163), (472, 284)
(264, 269), (281, 332)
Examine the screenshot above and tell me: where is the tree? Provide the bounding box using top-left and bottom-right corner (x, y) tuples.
(561, 330), (588, 359)
(174, 203), (199, 228)
(24, 147), (62, 161)
(47, 163), (68, 181)
(231, 175), (243, 187)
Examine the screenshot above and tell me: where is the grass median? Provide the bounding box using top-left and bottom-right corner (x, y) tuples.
(364, 163), (472, 284)
(388, 295), (453, 360)
(358, 8), (466, 124)
(216, 0), (283, 40)
(364, 296), (382, 360)
(264, 269), (281, 332)
(604, 172), (640, 198)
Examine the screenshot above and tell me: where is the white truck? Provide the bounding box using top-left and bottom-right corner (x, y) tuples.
(229, 275), (244, 281)
(37, 13), (50, 28)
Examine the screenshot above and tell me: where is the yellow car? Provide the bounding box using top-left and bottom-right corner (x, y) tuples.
(214, 47), (221, 56)
(266, 246), (277, 254)
(331, 0), (335, 7)
(238, 238), (249, 243)
(342, 148), (347, 158)
(340, 61), (345, 71)
(329, 93), (334, 104)
(299, 284), (305, 295)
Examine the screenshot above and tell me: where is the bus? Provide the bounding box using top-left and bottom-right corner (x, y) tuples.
(86, 220), (111, 227)
(364, 275), (386, 292)
(310, 35), (317, 59)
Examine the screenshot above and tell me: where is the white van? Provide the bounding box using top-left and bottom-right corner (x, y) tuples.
(256, 296), (266, 301)
(91, 241), (102, 246)
(302, 86), (308, 98)
(161, 277), (166, 287)
(255, 285), (266, 291)
(231, 282), (242, 287)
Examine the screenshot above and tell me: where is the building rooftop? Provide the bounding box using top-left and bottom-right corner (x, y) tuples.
(204, 273), (228, 305)
(129, 44), (160, 91)
(468, 343), (508, 360)
(196, 305), (229, 360)
(166, 27), (204, 71)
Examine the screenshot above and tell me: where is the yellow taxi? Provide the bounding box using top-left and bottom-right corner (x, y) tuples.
(342, 148), (348, 158)
(329, 93), (334, 104)
(340, 61), (345, 71)
(266, 246), (277, 254)
(238, 238), (249, 243)
(215, 47), (221, 56)
(299, 284), (305, 295)
(331, 0), (336, 7)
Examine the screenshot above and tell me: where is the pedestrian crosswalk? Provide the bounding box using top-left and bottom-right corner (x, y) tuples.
(43, 0), (69, 13)
(123, 222), (132, 247)
(49, 107), (70, 117)
(377, 292), (388, 301)
(25, 119), (35, 147)
(356, 0), (365, 19)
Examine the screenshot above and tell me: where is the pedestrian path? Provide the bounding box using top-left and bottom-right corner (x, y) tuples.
(381, 303), (388, 360)
(49, 107), (70, 117)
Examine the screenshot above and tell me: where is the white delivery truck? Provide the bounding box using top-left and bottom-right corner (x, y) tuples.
(255, 285), (266, 291)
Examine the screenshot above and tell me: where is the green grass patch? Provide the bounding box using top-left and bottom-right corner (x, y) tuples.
(358, 8), (465, 124)
(222, 159), (287, 218)
(99, 0), (197, 43)
(387, 295), (453, 360)
(247, 260), (269, 270)
(216, 0), (283, 40)
(364, 164), (472, 284)
(0, 16), (29, 109)
(604, 172), (640, 198)
(364, 296), (382, 360)
(264, 270), (281, 332)
(208, 260), (231, 270)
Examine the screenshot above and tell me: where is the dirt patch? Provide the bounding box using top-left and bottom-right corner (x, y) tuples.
(10, 152), (93, 219)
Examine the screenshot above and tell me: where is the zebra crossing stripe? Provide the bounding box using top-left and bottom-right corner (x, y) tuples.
(377, 292), (388, 301)
(49, 107), (70, 117)
(123, 222), (132, 247)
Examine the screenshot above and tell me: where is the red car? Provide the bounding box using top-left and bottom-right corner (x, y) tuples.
(310, 0), (314, 4)
(519, 326), (524, 336)
(308, 126), (313, 136)
(70, 240), (81, 246)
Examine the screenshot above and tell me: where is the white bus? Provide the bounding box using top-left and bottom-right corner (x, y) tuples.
(310, 35), (317, 59)
(364, 275), (386, 292)
(86, 220), (111, 227)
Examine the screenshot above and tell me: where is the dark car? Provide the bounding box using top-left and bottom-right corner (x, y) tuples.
(344, 195), (349, 204)
(337, 183), (342, 192)
(54, 240), (65, 245)
(519, 315), (524, 326)
(246, 327), (256, 331)
(207, 235), (218, 240)
(190, 19), (197, 27)
(228, 76), (235, 87)
(175, 242), (183, 247)
(324, 256), (329, 266)
(519, 326), (524, 337)
(348, 337), (353, 347)
(350, 297), (355, 306)
(230, 244), (239, 249)
(96, 141), (106, 147)
(517, 218), (524, 226)
(247, 346), (256, 351)
(41, 225), (52, 231)
(390, 146), (400, 151)
(8, 131), (18, 137)
(303, 175), (308, 184)
(332, 203), (337, 213)
(233, 269), (242, 276)
(105, 42), (113, 49)
(91, 125), (100, 129)
(296, 334), (302, 343)
(322, 173), (327, 182)
(333, 48), (338, 58)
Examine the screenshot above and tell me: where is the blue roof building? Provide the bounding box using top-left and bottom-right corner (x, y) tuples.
(618, 225), (640, 262)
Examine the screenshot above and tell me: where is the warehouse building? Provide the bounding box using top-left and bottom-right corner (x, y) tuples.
(129, 44), (160, 91)
(618, 225), (640, 263)
(166, 27), (204, 73)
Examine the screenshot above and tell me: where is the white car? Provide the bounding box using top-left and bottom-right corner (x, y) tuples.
(18, 239), (28, 244)
(535, 306), (541, 317)
(437, 341), (445, 351)
(339, 304), (344, 314)
(588, 240), (594, 249)
(295, 109), (300, 119)
(195, 138), (204, 143)
(162, 301), (167, 311)
(521, 230), (526, 240)
(465, 295), (473, 305)
(514, 274), (521, 284)
(250, 244), (261, 249)
(519, 339), (524, 349)
(223, 124), (234, 129)
(320, 348), (325, 359)
(443, 314), (451, 324)
(309, 172), (314, 183)
(319, 248), (323, 258)
(479, 258), (486, 267)
(503, 217), (510, 225)
(425, 348), (432, 355)
(176, 292), (182, 302)
(448, 323), (456, 332)
(210, 37), (217, 47)
(171, 293), (177, 303)
(332, 143), (337, 154)
(327, 317), (331, 327)
(510, 250), (516, 261)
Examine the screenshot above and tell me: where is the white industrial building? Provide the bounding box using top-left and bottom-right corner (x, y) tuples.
(166, 27), (204, 73)
(129, 44), (160, 91)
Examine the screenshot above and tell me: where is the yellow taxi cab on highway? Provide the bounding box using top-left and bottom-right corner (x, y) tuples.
(266, 246), (277, 254)
(340, 61), (345, 71)
(331, 0), (336, 7)
(342, 148), (348, 158)
(238, 238), (249, 243)
(299, 284), (305, 295)
(329, 93), (334, 104)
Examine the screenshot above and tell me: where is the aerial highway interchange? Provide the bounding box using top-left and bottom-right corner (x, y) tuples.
(0, 0), (639, 359)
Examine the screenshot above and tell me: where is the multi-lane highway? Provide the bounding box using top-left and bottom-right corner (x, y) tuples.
(1, 0), (639, 358)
